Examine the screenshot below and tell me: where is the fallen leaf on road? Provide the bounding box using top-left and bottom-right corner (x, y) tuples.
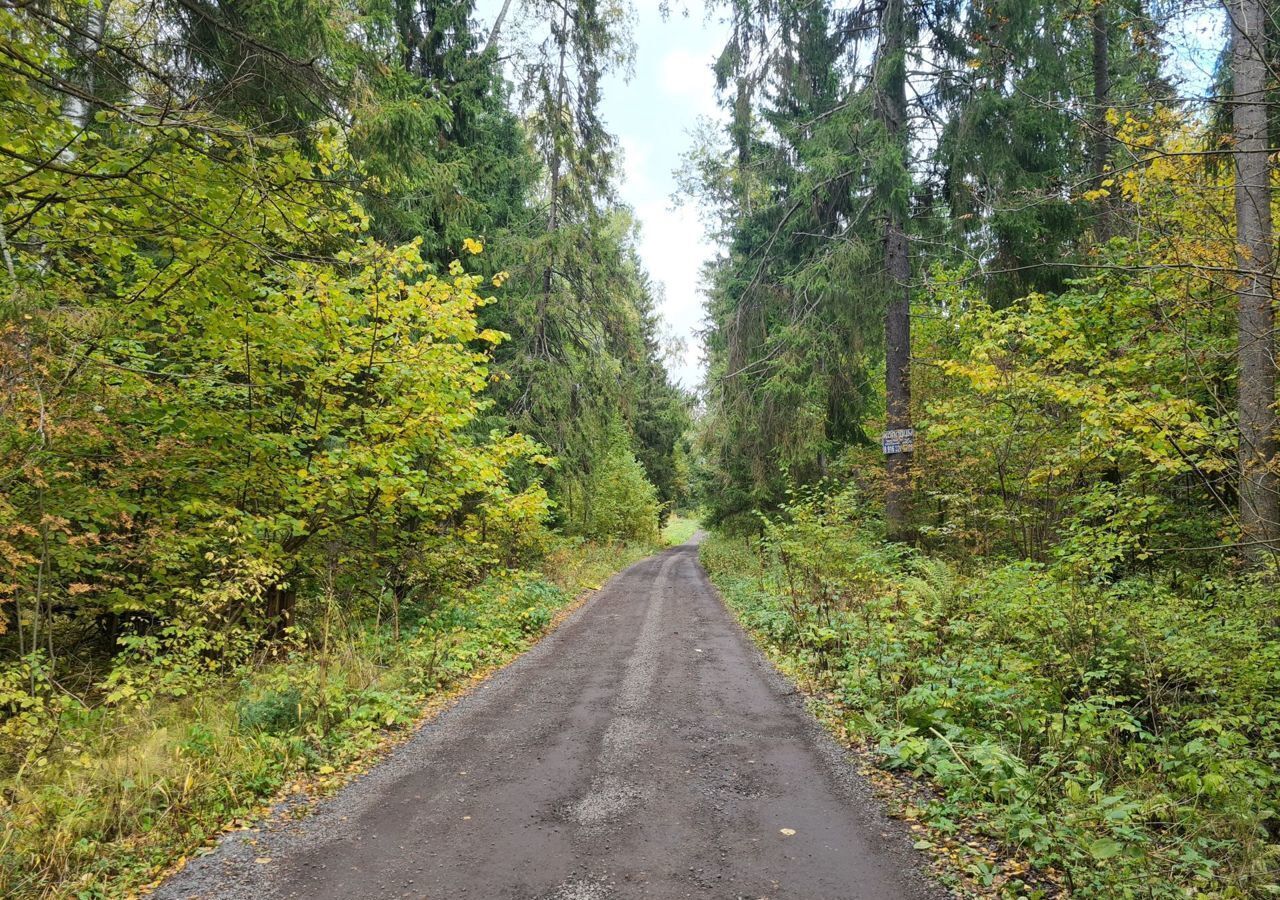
(779, 828), (796, 836)
(255, 857), (272, 864)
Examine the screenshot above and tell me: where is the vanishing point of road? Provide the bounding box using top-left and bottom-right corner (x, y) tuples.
(156, 536), (946, 900)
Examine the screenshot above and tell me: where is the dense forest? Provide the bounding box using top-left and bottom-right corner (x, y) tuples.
(0, 0), (688, 893)
(691, 0), (1280, 895)
(2, 0), (1279, 896)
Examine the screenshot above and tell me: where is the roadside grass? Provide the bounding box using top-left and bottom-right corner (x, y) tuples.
(662, 514), (700, 546)
(700, 529), (1280, 899)
(0, 537), (655, 899)
(540, 537), (654, 591)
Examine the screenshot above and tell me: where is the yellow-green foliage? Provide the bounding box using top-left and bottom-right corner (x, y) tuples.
(0, 10), (567, 894)
(0, 536), (656, 899)
(915, 113), (1243, 576)
(0, 114), (550, 632)
(702, 490), (1280, 898)
(0, 0), (552, 729)
(560, 422), (662, 544)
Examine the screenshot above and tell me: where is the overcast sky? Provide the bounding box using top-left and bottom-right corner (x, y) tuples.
(597, 3), (728, 390)
(477, 0), (727, 390)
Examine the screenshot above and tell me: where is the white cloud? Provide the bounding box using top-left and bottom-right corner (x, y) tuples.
(658, 48), (720, 119)
(602, 5), (732, 388)
(634, 199), (710, 388)
(616, 136), (653, 202)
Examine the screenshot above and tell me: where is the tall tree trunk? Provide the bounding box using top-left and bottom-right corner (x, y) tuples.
(484, 0), (515, 54)
(1230, 0), (1279, 559)
(1090, 0), (1111, 240)
(536, 2), (571, 357)
(877, 0), (912, 539)
(63, 0), (111, 133)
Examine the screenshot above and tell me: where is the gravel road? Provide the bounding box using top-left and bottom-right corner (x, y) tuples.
(155, 536), (947, 900)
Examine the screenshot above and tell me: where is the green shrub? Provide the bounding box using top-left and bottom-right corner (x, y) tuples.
(237, 689), (303, 735)
(563, 421), (661, 543)
(701, 499), (1280, 899)
(0, 538), (648, 899)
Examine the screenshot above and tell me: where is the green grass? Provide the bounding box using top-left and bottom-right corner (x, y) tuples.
(661, 514), (700, 546)
(0, 537), (655, 899)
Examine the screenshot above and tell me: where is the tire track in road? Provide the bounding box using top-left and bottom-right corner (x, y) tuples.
(156, 538), (948, 900)
(570, 553), (677, 830)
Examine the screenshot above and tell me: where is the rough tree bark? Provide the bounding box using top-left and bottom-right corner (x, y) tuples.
(63, 0), (111, 133)
(877, 0), (912, 540)
(484, 0), (515, 54)
(1090, 0), (1112, 239)
(1230, 0), (1279, 559)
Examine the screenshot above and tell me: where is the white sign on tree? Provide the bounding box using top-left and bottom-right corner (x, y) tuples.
(881, 428), (915, 455)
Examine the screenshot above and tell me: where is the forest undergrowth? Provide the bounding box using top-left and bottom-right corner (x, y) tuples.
(0, 537), (655, 899)
(702, 494), (1279, 899)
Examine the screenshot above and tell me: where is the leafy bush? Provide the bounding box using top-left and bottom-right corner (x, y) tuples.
(237, 689), (303, 735)
(0, 547), (641, 898)
(701, 492), (1280, 898)
(562, 421), (661, 544)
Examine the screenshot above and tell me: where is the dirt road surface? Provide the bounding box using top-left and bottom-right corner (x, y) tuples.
(155, 537), (946, 900)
